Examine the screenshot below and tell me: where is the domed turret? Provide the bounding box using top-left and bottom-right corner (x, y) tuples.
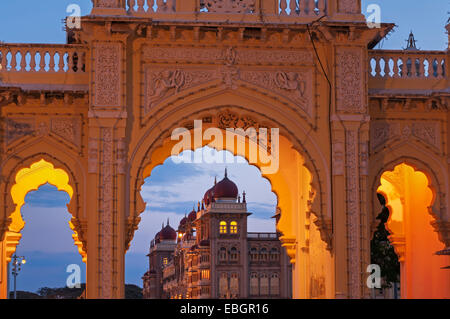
(213, 168), (238, 199)
(160, 219), (177, 241)
(188, 207), (197, 222)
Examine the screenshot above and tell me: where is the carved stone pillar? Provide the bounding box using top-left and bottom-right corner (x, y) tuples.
(332, 45), (370, 299)
(86, 40), (127, 299)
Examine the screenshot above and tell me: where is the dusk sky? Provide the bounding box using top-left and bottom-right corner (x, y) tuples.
(0, 0), (448, 293)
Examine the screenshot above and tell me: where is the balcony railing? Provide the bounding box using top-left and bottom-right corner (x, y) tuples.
(0, 44), (87, 74)
(0, 44), (89, 88)
(247, 232), (278, 239)
(369, 50), (446, 80)
(126, 0), (327, 21)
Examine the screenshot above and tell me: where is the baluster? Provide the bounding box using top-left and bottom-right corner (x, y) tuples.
(307, 0), (316, 16)
(289, 0), (298, 16)
(279, 0), (287, 15)
(29, 49), (37, 72)
(68, 50), (75, 73)
(127, 0), (135, 13)
(58, 50), (65, 73)
(147, 0), (154, 13)
(137, 0), (145, 13)
(48, 49), (56, 73)
(10, 49), (18, 72)
(20, 50), (27, 72)
(383, 58), (390, 78)
(393, 57), (400, 78)
(436, 58), (444, 78)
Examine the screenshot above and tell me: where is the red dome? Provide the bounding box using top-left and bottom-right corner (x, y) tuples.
(154, 231), (161, 243)
(160, 224), (177, 241)
(213, 171), (238, 199)
(203, 186), (215, 205)
(188, 209), (197, 221)
(179, 216), (187, 225)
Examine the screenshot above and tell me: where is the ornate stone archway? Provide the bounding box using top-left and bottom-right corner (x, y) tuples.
(127, 104), (334, 298)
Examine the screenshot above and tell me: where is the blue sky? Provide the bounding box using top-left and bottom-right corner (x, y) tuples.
(1, 0), (448, 293)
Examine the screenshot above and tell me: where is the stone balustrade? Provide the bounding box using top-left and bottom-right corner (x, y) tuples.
(369, 50), (446, 80)
(126, 0), (327, 19)
(0, 44), (87, 74)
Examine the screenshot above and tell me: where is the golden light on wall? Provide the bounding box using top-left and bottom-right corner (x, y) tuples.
(7, 159), (86, 262)
(377, 163), (450, 299)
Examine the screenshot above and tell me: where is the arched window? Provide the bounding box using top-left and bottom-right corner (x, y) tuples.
(270, 247), (279, 261)
(219, 247), (227, 261)
(219, 273), (228, 298)
(230, 221), (238, 234)
(260, 248), (268, 261)
(250, 272), (259, 296)
(260, 273), (269, 295)
(250, 247), (258, 261)
(230, 247), (239, 261)
(230, 273), (239, 298)
(219, 221), (227, 234)
(270, 273), (280, 296)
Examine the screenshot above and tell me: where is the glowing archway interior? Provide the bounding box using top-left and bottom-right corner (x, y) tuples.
(377, 163), (450, 299)
(7, 159), (86, 262)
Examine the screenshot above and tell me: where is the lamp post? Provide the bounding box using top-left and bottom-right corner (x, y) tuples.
(11, 254), (26, 299)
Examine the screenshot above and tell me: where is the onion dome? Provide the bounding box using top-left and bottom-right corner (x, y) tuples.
(160, 219), (177, 241)
(179, 215), (188, 226)
(188, 207), (197, 222)
(213, 168), (238, 199)
(154, 231), (161, 244)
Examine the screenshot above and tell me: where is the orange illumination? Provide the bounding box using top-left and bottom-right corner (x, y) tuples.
(378, 164), (450, 299)
(7, 159), (86, 262)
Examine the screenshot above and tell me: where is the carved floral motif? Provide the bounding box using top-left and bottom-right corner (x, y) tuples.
(346, 130), (361, 298)
(100, 128), (113, 298)
(337, 48), (364, 113)
(94, 42), (121, 107)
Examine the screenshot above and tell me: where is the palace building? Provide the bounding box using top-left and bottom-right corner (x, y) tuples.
(142, 171), (292, 299)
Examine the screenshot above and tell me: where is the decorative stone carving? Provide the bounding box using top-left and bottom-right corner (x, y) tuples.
(345, 130), (361, 298)
(370, 121), (441, 152)
(36, 122), (49, 136)
(202, 0), (256, 13)
(145, 68), (216, 112)
(332, 141), (344, 175)
(88, 138), (99, 173)
(5, 118), (34, 145)
(50, 118), (82, 148)
(240, 70), (312, 117)
(116, 138), (127, 174)
(142, 46), (313, 66)
(94, 42), (122, 107)
(100, 128), (114, 298)
(337, 48), (364, 113)
(359, 141), (369, 176)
